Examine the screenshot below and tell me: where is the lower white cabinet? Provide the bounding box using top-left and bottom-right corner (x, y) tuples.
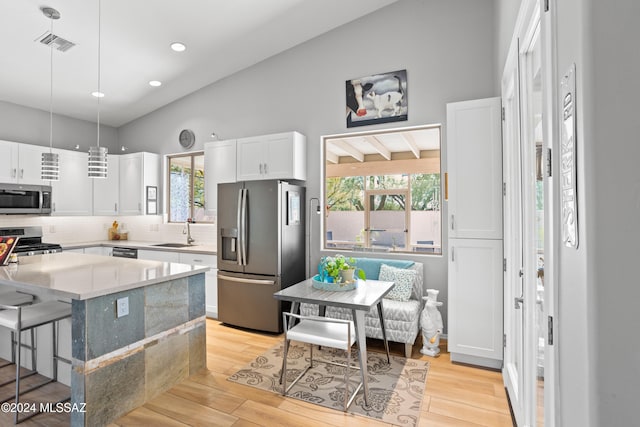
(448, 238), (503, 368)
(179, 253), (217, 319)
(138, 249), (217, 319)
(84, 246), (113, 256)
(137, 249), (178, 262)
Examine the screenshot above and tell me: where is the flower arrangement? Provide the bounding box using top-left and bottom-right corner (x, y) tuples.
(318, 254), (366, 284)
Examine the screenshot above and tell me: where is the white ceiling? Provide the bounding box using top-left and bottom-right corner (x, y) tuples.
(326, 126), (441, 163)
(0, 0), (397, 127)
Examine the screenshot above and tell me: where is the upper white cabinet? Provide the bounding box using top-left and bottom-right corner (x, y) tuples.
(50, 149), (93, 216)
(119, 152), (160, 215)
(93, 155), (120, 215)
(236, 131), (306, 181)
(204, 139), (237, 214)
(0, 140), (50, 185)
(447, 99), (503, 240)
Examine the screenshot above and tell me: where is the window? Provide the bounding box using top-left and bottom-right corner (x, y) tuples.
(167, 152), (210, 223)
(323, 125), (441, 255)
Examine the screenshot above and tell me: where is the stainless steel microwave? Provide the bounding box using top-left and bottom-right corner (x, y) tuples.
(0, 183), (52, 215)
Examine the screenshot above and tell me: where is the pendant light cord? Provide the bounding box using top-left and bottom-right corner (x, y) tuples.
(49, 11), (54, 154)
(96, 0), (101, 148)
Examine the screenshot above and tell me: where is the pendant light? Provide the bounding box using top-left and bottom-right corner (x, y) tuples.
(41, 7), (60, 181)
(88, 0), (108, 178)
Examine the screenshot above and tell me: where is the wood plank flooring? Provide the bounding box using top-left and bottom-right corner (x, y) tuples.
(1, 319), (513, 426)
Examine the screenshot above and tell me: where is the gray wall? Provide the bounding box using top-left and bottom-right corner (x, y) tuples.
(0, 100), (118, 153)
(118, 0), (497, 333)
(568, 0), (640, 425)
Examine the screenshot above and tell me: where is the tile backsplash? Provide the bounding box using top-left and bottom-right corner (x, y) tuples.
(0, 215), (216, 247)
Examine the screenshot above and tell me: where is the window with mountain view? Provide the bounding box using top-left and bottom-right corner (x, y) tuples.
(323, 125), (441, 255)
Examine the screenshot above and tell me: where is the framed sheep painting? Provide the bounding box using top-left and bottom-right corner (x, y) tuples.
(345, 69), (408, 128)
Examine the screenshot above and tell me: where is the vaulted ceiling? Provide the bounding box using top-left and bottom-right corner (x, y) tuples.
(0, 0), (397, 127)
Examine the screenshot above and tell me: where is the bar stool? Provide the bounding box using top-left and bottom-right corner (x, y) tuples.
(0, 300), (72, 424)
(0, 291), (34, 370)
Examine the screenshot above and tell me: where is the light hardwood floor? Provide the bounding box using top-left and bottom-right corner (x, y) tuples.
(1, 319), (514, 426)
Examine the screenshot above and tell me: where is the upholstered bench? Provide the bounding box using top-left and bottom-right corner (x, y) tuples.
(300, 257), (423, 358)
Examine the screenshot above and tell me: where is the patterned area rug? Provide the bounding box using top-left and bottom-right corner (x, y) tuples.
(228, 343), (429, 426)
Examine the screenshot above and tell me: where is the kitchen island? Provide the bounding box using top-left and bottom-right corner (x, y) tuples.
(0, 252), (209, 426)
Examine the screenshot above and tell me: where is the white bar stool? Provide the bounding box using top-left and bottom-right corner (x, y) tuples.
(0, 291), (34, 370)
(0, 300), (72, 424)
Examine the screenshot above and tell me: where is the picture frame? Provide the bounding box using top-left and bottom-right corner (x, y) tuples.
(346, 69), (408, 128)
(146, 186), (157, 215)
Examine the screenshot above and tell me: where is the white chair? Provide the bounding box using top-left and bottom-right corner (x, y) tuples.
(0, 300), (72, 424)
(0, 291), (34, 370)
(280, 312), (363, 411)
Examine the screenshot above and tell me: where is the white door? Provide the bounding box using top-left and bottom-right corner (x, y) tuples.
(520, 19), (546, 427)
(502, 38), (526, 425)
(51, 149), (93, 216)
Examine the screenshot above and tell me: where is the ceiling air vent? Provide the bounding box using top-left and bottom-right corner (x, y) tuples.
(37, 31), (76, 52)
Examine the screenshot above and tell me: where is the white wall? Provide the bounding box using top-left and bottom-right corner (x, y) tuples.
(118, 0), (497, 332)
(0, 100), (119, 153)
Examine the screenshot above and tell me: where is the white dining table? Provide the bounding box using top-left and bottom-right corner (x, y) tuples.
(273, 278), (394, 406)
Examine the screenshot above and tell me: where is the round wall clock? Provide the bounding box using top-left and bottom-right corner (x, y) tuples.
(179, 129), (195, 148)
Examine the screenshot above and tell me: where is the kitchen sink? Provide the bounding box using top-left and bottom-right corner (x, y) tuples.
(152, 243), (192, 248)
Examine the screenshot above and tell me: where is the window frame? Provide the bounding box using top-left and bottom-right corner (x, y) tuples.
(322, 124), (442, 255)
(166, 151), (210, 223)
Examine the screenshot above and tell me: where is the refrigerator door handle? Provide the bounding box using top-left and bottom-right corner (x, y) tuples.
(240, 188), (248, 266)
(218, 274), (275, 286)
(236, 188), (244, 265)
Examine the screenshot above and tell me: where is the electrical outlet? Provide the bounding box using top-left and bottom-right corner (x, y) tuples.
(49, 225), (56, 233)
(116, 297), (129, 318)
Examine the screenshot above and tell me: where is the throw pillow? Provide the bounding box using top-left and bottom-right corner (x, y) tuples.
(378, 263), (416, 302)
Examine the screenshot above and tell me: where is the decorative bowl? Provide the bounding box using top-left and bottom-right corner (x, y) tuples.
(311, 274), (357, 291)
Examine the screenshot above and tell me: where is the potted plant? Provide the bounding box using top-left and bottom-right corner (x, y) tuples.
(318, 254), (366, 284)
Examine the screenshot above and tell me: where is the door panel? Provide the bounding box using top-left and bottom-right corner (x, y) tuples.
(244, 180), (279, 276)
(502, 37), (525, 426)
(217, 182), (243, 273)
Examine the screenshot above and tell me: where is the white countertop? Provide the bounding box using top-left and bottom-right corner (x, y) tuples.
(61, 240), (216, 255)
(0, 252), (209, 300)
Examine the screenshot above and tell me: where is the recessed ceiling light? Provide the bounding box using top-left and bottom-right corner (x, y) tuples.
(91, 91), (105, 98)
(170, 42), (186, 52)
(149, 80), (162, 87)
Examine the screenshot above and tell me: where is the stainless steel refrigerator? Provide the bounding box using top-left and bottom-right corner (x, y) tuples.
(217, 180), (305, 333)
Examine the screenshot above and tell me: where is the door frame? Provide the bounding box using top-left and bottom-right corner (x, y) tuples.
(501, 0), (557, 424)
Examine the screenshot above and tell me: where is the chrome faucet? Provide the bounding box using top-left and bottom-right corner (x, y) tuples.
(184, 219), (195, 245)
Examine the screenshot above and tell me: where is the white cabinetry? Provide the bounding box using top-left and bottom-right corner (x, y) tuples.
(84, 246), (113, 256)
(50, 149), (93, 216)
(138, 249), (218, 318)
(119, 152), (159, 215)
(179, 253), (217, 319)
(446, 97), (503, 368)
(236, 131), (306, 181)
(93, 155), (120, 215)
(204, 139), (237, 214)
(0, 140), (49, 185)
(137, 249), (178, 262)
(448, 238), (503, 363)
